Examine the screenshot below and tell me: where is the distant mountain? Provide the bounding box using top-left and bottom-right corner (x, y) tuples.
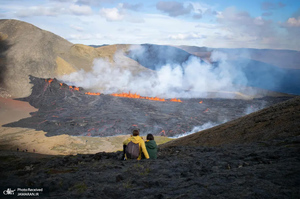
(126, 44), (199, 70)
(177, 45), (300, 69)
(229, 58), (300, 95)
(0, 19), (298, 98)
(176, 46), (300, 95)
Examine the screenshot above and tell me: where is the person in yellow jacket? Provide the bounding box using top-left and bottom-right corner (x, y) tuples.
(123, 130), (150, 160)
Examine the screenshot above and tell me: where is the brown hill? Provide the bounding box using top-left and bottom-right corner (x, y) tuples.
(161, 96), (300, 148)
(0, 19), (144, 98)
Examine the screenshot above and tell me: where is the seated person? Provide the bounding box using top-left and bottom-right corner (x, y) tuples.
(123, 130), (149, 160)
(145, 134), (158, 159)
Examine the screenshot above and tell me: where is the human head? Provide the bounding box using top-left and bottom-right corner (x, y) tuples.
(146, 134), (154, 140)
(132, 129), (139, 136)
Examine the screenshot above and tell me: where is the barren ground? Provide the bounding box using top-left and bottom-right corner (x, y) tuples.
(0, 97), (171, 155)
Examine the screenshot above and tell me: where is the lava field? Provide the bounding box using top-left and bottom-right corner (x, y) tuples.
(4, 76), (292, 137)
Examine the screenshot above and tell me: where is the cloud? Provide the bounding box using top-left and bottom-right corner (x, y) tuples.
(217, 7), (275, 42)
(75, 0), (115, 5)
(262, 12), (273, 16)
(99, 4), (144, 23)
(193, 13), (202, 19)
(261, 1), (286, 10)
(68, 33), (103, 40)
(195, 23), (220, 29)
(15, 3), (93, 17)
(189, 2), (218, 18)
(156, 1), (193, 17)
(70, 4), (93, 15)
(121, 3), (143, 11)
(279, 9), (300, 50)
(50, 0), (73, 2)
(203, 8), (218, 16)
(280, 8), (300, 28)
(16, 6), (61, 17)
(70, 24), (84, 32)
(168, 32), (206, 40)
(283, 17), (300, 27)
(100, 7), (125, 21)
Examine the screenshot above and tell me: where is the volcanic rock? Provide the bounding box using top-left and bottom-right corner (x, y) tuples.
(0, 97), (299, 198)
(0, 18), (299, 199)
(3, 76), (294, 138)
(161, 96), (300, 147)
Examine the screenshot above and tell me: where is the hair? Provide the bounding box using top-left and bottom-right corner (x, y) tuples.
(146, 134), (154, 140)
(132, 129), (140, 136)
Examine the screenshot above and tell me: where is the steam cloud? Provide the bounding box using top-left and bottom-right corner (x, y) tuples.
(171, 121), (223, 138)
(59, 45), (249, 98)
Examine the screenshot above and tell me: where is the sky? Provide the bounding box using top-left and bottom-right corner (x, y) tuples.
(1, 0), (300, 50)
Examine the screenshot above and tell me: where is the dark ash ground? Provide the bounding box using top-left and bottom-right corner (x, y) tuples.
(0, 136), (299, 198)
(0, 77), (299, 198)
(4, 76), (293, 137)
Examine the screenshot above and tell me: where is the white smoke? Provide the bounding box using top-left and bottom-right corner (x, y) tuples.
(59, 45), (248, 98)
(244, 101), (267, 115)
(170, 121), (223, 138)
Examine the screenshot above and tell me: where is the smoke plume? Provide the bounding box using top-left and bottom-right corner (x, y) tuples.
(171, 121), (223, 138)
(60, 45), (250, 98)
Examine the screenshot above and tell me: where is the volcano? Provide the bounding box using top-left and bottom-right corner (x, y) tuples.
(4, 76), (293, 137)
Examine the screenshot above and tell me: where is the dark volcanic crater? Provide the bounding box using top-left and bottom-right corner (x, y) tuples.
(4, 76), (292, 137)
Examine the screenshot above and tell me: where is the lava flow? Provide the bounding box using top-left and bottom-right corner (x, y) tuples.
(4, 76), (292, 138)
(85, 92), (101, 95)
(111, 92), (166, 102)
(170, 98), (182, 102)
(110, 92), (184, 102)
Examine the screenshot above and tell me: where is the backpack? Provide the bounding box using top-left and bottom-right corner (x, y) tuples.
(125, 141), (140, 159)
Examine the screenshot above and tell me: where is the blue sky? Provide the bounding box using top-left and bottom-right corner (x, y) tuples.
(1, 0), (300, 50)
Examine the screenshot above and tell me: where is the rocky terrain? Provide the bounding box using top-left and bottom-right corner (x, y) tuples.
(0, 97), (299, 198)
(3, 76), (293, 138)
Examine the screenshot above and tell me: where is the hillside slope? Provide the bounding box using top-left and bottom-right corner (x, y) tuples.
(0, 20), (145, 98)
(161, 96), (300, 148)
(0, 96), (299, 198)
(0, 19), (72, 97)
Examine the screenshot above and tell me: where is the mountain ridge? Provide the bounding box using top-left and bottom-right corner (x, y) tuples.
(0, 19), (299, 98)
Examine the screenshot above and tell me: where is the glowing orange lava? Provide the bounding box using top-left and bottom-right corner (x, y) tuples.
(111, 92), (141, 99)
(45, 79), (53, 83)
(170, 98), (182, 102)
(69, 86), (80, 91)
(85, 92), (101, 96)
(203, 108), (210, 113)
(160, 130), (166, 136)
(109, 92), (184, 102)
